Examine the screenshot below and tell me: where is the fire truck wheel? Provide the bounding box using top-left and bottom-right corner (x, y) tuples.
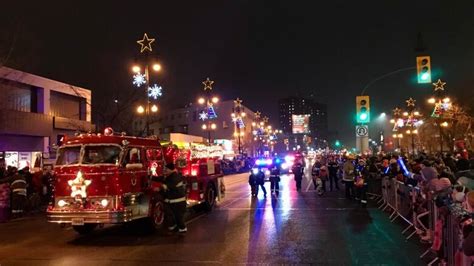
(204, 184), (217, 212)
(72, 224), (97, 235)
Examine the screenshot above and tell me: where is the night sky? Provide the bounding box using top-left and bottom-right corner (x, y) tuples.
(1, 1), (473, 146)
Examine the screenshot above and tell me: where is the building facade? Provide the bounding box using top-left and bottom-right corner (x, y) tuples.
(278, 96), (328, 149)
(0, 66), (93, 168)
(148, 100), (257, 155)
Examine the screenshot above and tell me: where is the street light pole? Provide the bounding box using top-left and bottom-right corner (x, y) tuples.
(144, 64), (150, 136)
(133, 33), (162, 136)
(198, 78), (219, 145)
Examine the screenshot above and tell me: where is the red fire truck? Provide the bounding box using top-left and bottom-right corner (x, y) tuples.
(47, 129), (225, 234)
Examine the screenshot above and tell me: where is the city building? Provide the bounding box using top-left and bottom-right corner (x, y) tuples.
(0, 66), (93, 168)
(278, 96), (328, 149)
(148, 100), (257, 155)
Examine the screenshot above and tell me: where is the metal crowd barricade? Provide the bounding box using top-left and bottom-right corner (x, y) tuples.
(377, 181), (471, 266)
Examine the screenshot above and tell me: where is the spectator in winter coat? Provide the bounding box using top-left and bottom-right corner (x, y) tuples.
(293, 163), (304, 191)
(343, 157), (355, 199)
(420, 160), (439, 184)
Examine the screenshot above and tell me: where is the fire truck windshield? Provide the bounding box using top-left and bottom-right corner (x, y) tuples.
(82, 145), (121, 165)
(56, 145), (122, 166)
(56, 146), (81, 165)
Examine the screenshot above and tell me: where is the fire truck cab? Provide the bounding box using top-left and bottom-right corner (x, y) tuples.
(47, 130), (225, 234)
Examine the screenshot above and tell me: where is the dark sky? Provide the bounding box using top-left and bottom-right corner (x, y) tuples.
(1, 1), (473, 146)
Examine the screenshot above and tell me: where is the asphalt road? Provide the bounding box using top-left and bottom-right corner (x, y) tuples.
(0, 171), (426, 265)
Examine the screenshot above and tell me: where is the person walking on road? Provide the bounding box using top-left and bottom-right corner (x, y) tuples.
(293, 162), (304, 191)
(269, 163), (281, 196)
(256, 168), (267, 197)
(249, 169), (259, 197)
(311, 160), (322, 190)
(343, 156), (355, 200)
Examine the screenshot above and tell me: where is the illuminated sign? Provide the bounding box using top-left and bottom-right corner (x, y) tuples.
(292, 114), (310, 134)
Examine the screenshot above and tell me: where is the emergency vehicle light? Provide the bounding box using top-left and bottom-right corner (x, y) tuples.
(255, 159), (272, 166)
(104, 127), (114, 136)
(101, 199), (109, 207)
(58, 199), (67, 207)
(191, 164), (199, 176)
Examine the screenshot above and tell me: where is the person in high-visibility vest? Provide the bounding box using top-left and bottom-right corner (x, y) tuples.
(161, 163), (187, 233)
(9, 167), (27, 218)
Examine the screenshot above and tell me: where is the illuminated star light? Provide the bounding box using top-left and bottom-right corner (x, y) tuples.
(433, 79), (446, 91)
(133, 72), (147, 87)
(406, 98), (416, 107)
(68, 172), (92, 198)
(262, 116), (269, 123)
(392, 107), (402, 116)
(137, 33), (155, 53)
(202, 77), (214, 91)
(199, 111), (208, 121)
(148, 84), (163, 99)
(234, 98), (243, 107)
(255, 111), (261, 119)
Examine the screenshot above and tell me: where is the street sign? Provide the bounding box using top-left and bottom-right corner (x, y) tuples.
(356, 125), (369, 137)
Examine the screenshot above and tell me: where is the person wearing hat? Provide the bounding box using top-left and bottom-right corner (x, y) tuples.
(9, 167), (27, 218)
(354, 158), (369, 206)
(161, 162), (187, 233)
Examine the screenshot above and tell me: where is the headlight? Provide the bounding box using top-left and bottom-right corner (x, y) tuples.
(265, 170), (270, 175)
(100, 199), (109, 207)
(58, 199), (67, 207)
(281, 163), (288, 169)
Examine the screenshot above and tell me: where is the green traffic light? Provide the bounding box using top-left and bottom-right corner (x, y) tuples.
(335, 140), (341, 147)
(359, 113), (368, 121)
(421, 73), (430, 80)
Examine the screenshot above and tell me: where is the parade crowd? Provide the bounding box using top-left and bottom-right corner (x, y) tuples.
(290, 151), (474, 263)
(0, 159), (53, 222)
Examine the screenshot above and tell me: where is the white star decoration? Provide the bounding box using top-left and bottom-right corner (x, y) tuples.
(148, 84), (163, 99)
(68, 171), (91, 198)
(133, 72), (147, 87)
(199, 111), (208, 121)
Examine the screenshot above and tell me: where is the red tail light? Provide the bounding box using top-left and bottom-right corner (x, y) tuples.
(191, 164), (199, 176)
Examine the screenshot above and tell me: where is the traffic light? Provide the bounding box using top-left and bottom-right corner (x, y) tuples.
(416, 56), (431, 83)
(356, 95), (370, 123)
(335, 140), (341, 147)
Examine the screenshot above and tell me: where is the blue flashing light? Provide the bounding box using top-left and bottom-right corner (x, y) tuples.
(275, 158), (281, 164)
(397, 158), (410, 177)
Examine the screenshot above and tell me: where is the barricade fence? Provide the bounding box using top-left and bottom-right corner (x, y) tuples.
(375, 176), (472, 266)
